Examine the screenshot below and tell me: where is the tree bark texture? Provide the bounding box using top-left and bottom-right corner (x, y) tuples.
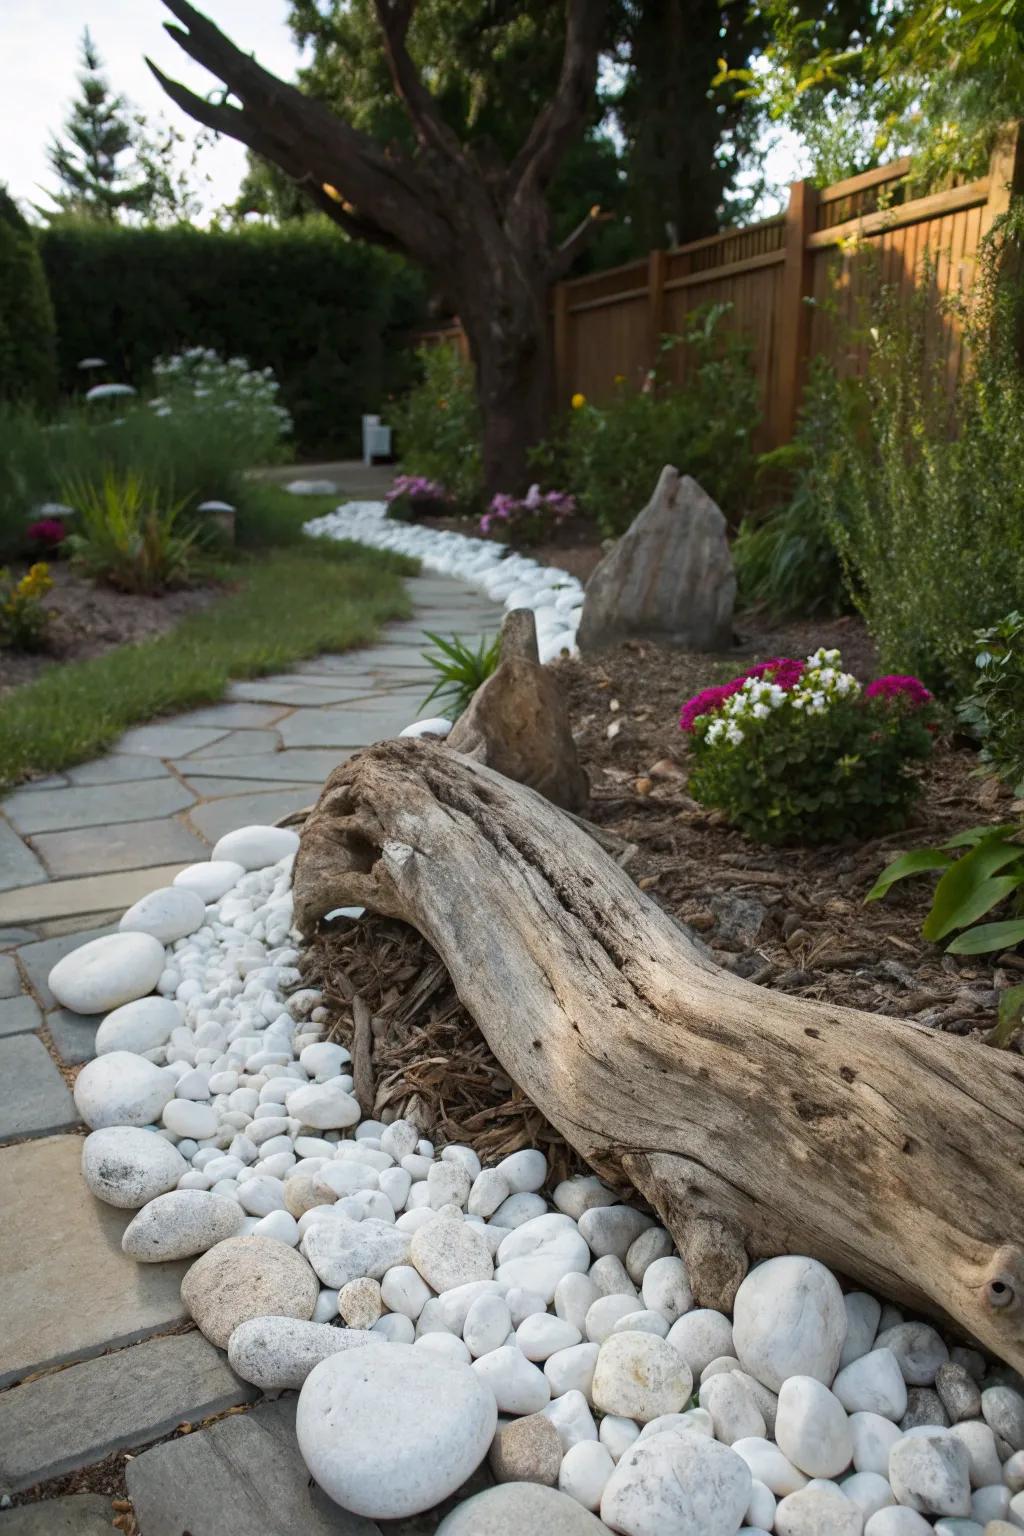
(292, 740), (1024, 1373)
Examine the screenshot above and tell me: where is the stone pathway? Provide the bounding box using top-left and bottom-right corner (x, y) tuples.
(0, 570), (500, 1530)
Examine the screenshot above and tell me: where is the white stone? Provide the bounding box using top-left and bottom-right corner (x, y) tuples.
(468, 1168), (510, 1219)
(496, 1148), (547, 1193)
(747, 1480), (777, 1530)
(463, 1293), (513, 1358)
(852, 1412), (904, 1476)
(302, 1217), (410, 1287)
(212, 825), (299, 870)
(436, 1280), (502, 1334)
(553, 1176), (619, 1221)
(863, 1510), (934, 1536)
(611, 1310), (669, 1339)
(601, 1415), (642, 1463)
(699, 1371), (767, 1445)
(776, 1375), (853, 1478)
(774, 1486), (864, 1535)
(949, 1421), (1003, 1488)
(51, 932), (166, 1016)
(411, 1216), (493, 1292)
(120, 886), (205, 943)
(181, 1235), (319, 1347)
(592, 1330), (692, 1424)
(427, 1160), (471, 1210)
(314, 1162), (379, 1199)
(841, 1294), (883, 1368)
(495, 1213), (590, 1303)
(732, 1436), (809, 1496)
(162, 1099), (218, 1139)
(228, 1315), (371, 1390)
(173, 861), (245, 902)
(589, 1255), (637, 1298)
(889, 1431), (972, 1516)
(297, 1342), (496, 1518)
(834, 1349), (909, 1421)
(517, 1313), (582, 1361)
(600, 1430), (753, 1536)
(338, 1276), (383, 1328)
(970, 1484), (1010, 1522)
(559, 1440), (614, 1511)
(122, 1189), (242, 1260)
(843, 1471), (896, 1519)
(375, 1313), (415, 1343)
(626, 1227), (674, 1284)
(94, 997), (182, 1056)
(586, 1293), (641, 1343)
(579, 1205), (653, 1260)
(493, 1191), (547, 1228)
(415, 1332), (472, 1366)
(381, 1264), (432, 1320)
(544, 1389), (598, 1452)
(472, 1344), (550, 1415)
(556, 1273), (601, 1334)
(504, 1286), (547, 1326)
(74, 1051), (174, 1129)
(435, 1484), (610, 1535)
(285, 1081), (361, 1130)
(666, 1308), (735, 1377)
(251, 1209), (300, 1245)
(641, 1255), (692, 1322)
(1003, 1449), (1024, 1491)
(732, 1256), (847, 1392)
(982, 1386), (1024, 1451)
(81, 1125), (187, 1207)
(400, 716), (452, 739)
(545, 1342), (601, 1402)
(236, 1175), (287, 1216)
(875, 1323), (949, 1387)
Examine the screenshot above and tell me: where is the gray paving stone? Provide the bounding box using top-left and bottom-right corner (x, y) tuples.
(227, 679), (386, 707)
(0, 954), (19, 998)
(186, 729), (283, 759)
(18, 775), (67, 791)
(4, 780), (195, 836)
(176, 749), (347, 783)
(32, 817), (208, 879)
(0, 820), (47, 894)
(0, 930), (37, 949)
(187, 788), (313, 842)
(0, 995), (42, 1039)
(15, 925), (115, 1010)
(45, 1009), (99, 1065)
(0, 1494), (116, 1534)
(0, 1330), (257, 1490)
(0, 1035), (77, 1142)
(66, 755), (171, 786)
(184, 777), (314, 800)
(0, 1135), (190, 1387)
(126, 1398), (380, 1536)
(170, 701), (286, 728)
(115, 723), (230, 757)
(0, 864), (191, 927)
(279, 702), (427, 748)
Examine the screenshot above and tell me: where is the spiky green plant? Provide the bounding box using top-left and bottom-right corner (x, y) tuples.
(421, 629), (501, 719)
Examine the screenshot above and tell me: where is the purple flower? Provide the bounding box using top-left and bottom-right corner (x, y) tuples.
(27, 518), (67, 548)
(386, 475), (449, 504)
(864, 674), (933, 706)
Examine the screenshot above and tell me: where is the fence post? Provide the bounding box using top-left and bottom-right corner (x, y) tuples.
(777, 178), (818, 443)
(985, 121), (1024, 224)
(552, 281), (571, 408)
(647, 249), (668, 367)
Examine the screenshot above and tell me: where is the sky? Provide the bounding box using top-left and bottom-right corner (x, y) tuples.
(0, 0), (306, 219)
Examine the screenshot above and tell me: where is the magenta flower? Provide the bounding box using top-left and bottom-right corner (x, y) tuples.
(864, 675), (932, 707)
(386, 475), (449, 504)
(26, 518), (67, 548)
(679, 657), (804, 732)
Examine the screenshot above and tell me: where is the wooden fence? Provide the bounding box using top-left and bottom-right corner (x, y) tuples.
(417, 123), (1024, 451)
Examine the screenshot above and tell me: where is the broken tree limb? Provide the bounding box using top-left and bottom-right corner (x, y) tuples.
(292, 740), (1024, 1371)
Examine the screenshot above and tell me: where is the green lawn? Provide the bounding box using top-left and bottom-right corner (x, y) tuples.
(0, 531), (417, 789)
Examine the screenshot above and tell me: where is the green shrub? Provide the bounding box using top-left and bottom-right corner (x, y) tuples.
(0, 189), (57, 411)
(682, 649), (935, 845)
(392, 345), (483, 509)
(553, 305), (759, 537)
(39, 221), (424, 455)
(820, 211), (1024, 696)
(733, 364), (852, 619)
(957, 612), (1024, 794)
(61, 467), (197, 594)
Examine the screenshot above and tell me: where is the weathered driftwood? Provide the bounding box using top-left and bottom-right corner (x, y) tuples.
(293, 740), (1024, 1371)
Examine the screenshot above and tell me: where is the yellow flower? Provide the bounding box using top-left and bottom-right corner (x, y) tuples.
(614, 374), (625, 385)
(571, 392), (586, 410)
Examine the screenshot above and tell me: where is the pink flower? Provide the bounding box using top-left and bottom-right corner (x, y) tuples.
(679, 657), (804, 733)
(27, 518), (67, 548)
(864, 674), (932, 707)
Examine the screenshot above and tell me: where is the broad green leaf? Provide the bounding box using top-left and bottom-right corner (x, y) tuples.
(865, 848), (952, 902)
(941, 822), (1019, 849)
(988, 983), (1024, 1048)
(931, 873), (1024, 935)
(923, 840), (1024, 941)
(946, 917), (1024, 954)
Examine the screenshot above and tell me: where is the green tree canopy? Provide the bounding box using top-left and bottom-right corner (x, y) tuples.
(0, 187), (57, 407)
(44, 29), (152, 222)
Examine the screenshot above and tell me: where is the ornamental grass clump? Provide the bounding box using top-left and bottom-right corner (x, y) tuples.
(682, 649), (935, 845)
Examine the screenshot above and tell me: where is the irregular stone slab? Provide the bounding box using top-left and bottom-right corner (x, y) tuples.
(577, 467), (734, 652)
(170, 702), (286, 729)
(184, 776), (313, 800)
(0, 866), (191, 927)
(66, 755), (172, 785)
(0, 954), (21, 997)
(32, 818), (208, 879)
(45, 1009), (98, 1065)
(0, 818), (47, 894)
(185, 729), (284, 758)
(0, 1035), (77, 1142)
(0, 1494), (116, 1533)
(278, 703), (425, 749)
(126, 1397), (380, 1536)
(0, 1329), (256, 1489)
(3, 779), (195, 836)
(116, 723), (229, 757)
(0, 993), (42, 1038)
(436, 1482), (610, 1534)
(189, 790), (313, 843)
(0, 1135), (189, 1386)
(175, 749), (348, 783)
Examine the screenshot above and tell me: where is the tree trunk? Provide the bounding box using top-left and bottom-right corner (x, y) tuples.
(459, 276), (552, 497)
(293, 740), (1024, 1374)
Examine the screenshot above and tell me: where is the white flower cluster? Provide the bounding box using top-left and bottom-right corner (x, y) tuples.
(702, 648), (860, 750)
(150, 347), (292, 438)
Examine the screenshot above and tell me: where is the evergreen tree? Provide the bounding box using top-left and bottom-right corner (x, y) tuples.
(45, 29), (151, 222)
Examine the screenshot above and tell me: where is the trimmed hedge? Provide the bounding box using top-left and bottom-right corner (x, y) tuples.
(39, 220), (425, 455)
(0, 188), (57, 409)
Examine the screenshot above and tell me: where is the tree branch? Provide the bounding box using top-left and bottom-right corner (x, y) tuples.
(373, 0), (468, 166)
(507, 0), (608, 197)
(549, 204), (615, 280)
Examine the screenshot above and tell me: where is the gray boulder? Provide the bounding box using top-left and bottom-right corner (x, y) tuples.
(577, 466), (735, 651)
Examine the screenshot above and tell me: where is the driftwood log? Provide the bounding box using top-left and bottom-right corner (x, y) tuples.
(293, 740), (1024, 1372)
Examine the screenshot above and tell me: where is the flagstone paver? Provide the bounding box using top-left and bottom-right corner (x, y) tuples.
(44, 1008), (100, 1064)
(0, 820), (47, 894)
(65, 755), (172, 786)
(125, 1398), (381, 1536)
(0, 995), (42, 1038)
(186, 728), (284, 758)
(0, 1135), (191, 1387)
(0, 954), (19, 997)
(175, 748), (343, 782)
(0, 1330), (257, 1490)
(0, 865), (191, 927)
(30, 817), (208, 880)
(0, 1035), (77, 1142)
(187, 787), (316, 842)
(115, 723), (231, 758)
(182, 776), (314, 800)
(4, 779), (196, 837)
(0, 1496), (116, 1534)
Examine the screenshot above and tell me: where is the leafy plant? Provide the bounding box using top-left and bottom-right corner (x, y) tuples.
(957, 612), (1024, 795)
(0, 187), (57, 411)
(480, 485), (576, 547)
(820, 209), (1024, 696)
(866, 822), (1024, 955)
(150, 347), (292, 468)
(421, 630), (501, 719)
(551, 304), (759, 537)
(392, 344), (483, 510)
(61, 467), (197, 594)
(683, 649), (935, 845)
(0, 562), (53, 651)
(385, 475), (453, 522)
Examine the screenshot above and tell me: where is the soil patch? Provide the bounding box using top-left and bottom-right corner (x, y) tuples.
(0, 563), (222, 693)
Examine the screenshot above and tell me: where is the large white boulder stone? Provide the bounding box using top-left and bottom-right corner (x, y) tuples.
(775, 1375), (853, 1478)
(121, 1190), (243, 1261)
(173, 860), (245, 902)
(49, 932), (165, 1014)
(181, 1235), (319, 1347)
(228, 1315), (374, 1390)
(591, 1330), (692, 1423)
(94, 996), (182, 1056)
(732, 1256), (847, 1392)
(302, 1217), (410, 1288)
(495, 1213), (591, 1303)
(212, 824), (299, 870)
(600, 1429), (753, 1536)
(74, 1051), (174, 1129)
(296, 1342), (497, 1518)
(81, 1125), (187, 1208)
(119, 886), (205, 943)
